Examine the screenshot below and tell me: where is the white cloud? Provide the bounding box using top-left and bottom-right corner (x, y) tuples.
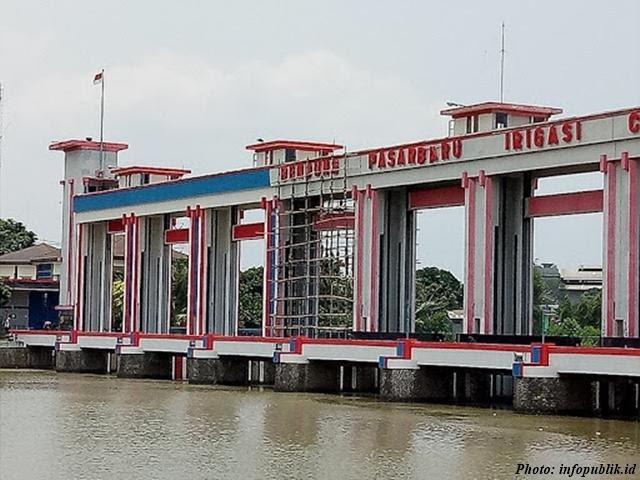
(1, 48), (445, 245)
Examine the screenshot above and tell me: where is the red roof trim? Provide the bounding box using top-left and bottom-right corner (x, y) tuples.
(440, 102), (563, 118)
(111, 165), (192, 176)
(245, 139), (343, 152)
(49, 139), (129, 153)
(76, 164), (271, 199)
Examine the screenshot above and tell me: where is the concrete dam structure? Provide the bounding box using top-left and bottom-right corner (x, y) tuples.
(6, 101), (640, 418)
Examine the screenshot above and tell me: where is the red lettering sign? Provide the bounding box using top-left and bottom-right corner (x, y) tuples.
(504, 120), (582, 152)
(629, 110), (640, 134)
(278, 157), (341, 182)
(366, 139), (463, 171)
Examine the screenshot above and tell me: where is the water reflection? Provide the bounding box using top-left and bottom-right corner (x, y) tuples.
(1, 371), (638, 480)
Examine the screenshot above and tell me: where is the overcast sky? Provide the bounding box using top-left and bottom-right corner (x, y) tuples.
(1, 1), (639, 277)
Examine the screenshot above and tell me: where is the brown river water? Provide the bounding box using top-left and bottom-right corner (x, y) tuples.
(0, 370), (638, 480)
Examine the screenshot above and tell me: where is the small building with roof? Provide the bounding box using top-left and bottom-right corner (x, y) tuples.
(0, 243), (62, 329)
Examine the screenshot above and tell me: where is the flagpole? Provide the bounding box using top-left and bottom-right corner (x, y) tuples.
(99, 68), (105, 172)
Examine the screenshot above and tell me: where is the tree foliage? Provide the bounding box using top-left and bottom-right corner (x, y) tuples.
(318, 256), (353, 328)
(239, 266), (264, 329)
(532, 266), (553, 332)
(0, 280), (10, 307)
(572, 289), (602, 329)
(0, 219), (37, 255)
(414, 266), (463, 335)
(545, 289), (602, 345)
(419, 310), (455, 338)
(0, 218), (38, 307)
(111, 279), (124, 331)
(171, 256), (188, 327)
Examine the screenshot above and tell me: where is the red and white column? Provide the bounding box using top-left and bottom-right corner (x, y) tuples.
(463, 170), (496, 335)
(262, 197), (278, 337)
(74, 222), (85, 331)
(186, 205), (208, 336)
(122, 213), (140, 333)
(352, 185), (380, 332)
(602, 152), (639, 338)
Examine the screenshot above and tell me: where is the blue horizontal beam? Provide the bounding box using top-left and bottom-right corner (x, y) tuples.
(74, 168), (271, 213)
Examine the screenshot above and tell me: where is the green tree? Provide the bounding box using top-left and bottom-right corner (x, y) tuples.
(0, 281), (10, 307)
(239, 266), (264, 329)
(0, 218), (37, 307)
(0, 219), (37, 255)
(414, 267), (462, 336)
(548, 317), (583, 337)
(111, 279), (124, 331)
(574, 289), (601, 329)
(532, 266), (552, 333)
(415, 267), (463, 318)
(318, 256), (353, 328)
(419, 310), (455, 339)
(171, 255), (188, 327)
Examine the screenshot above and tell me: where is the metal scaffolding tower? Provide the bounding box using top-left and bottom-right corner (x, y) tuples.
(268, 155), (355, 337)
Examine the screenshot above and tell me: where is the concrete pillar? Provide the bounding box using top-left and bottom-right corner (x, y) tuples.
(122, 214), (141, 333)
(262, 361), (276, 385)
(274, 362), (339, 393)
(380, 367), (451, 402)
(117, 352), (171, 379)
(353, 187), (381, 332)
(0, 346), (54, 369)
(493, 374), (514, 402)
(28, 347), (56, 369)
(139, 215), (171, 334)
(342, 365), (377, 393)
(469, 173), (533, 336)
(598, 379), (639, 417)
(55, 349), (109, 374)
(455, 370), (492, 404)
(602, 153), (640, 338)
(377, 188), (415, 333)
(50, 141), (126, 320)
(0, 347), (30, 368)
(82, 221), (112, 332)
(513, 377), (594, 415)
(187, 357), (248, 385)
(206, 207), (239, 335)
(248, 360), (276, 385)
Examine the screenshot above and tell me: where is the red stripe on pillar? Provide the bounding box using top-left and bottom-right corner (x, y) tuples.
(465, 179), (476, 334)
(262, 198), (272, 336)
(67, 180), (75, 303)
(122, 217), (129, 333)
(369, 189), (379, 332)
(353, 190), (363, 331)
(75, 223), (84, 331)
(605, 162), (617, 337)
(173, 356), (183, 381)
(628, 154), (638, 338)
(483, 177), (493, 335)
(133, 216), (140, 332)
(198, 210), (206, 336)
(187, 210), (196, 336)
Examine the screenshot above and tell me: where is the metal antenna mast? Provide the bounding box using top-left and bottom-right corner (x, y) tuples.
(500, 22), (506, 102)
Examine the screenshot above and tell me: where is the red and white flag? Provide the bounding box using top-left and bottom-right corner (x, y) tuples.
(93, 71), (103, 85)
